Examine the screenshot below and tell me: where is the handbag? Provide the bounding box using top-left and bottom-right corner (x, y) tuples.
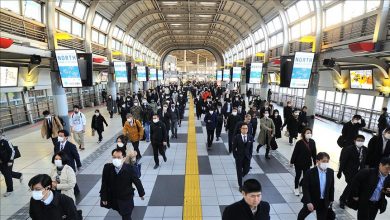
(337, 135), (346, 148)
(270, 137), (278, 150)
(13, 146), (21, 159)
(327, 207), (336, 220)
(92, 130), (95, 136)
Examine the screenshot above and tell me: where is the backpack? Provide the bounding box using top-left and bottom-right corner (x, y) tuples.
(131, 162), (142, 178)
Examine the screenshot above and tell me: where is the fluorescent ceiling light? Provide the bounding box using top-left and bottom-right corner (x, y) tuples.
(198, 15), (212, 18)
(199, 2), (217, 6)
(170, 23), (182, 26)
(197, 24), (209, 26)
(162, 1), (178, 6)
(166, 14), (181, 17)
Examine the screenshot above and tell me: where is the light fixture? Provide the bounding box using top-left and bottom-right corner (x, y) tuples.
(166, 14), (181, 17)
(199, 2), (217, 6)
(196, 24), (209, 26)
(55, 32), (73, 40)
(162, 1), (178, 6)
(198, 14), (212, 18)
(170, 24), (182, 26)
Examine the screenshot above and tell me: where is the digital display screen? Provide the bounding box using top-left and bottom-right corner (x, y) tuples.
(249, 63), (263, 84)
(290, 52), (314, 88)
(0, 66), (18, 87)
(232, 67), (241, 82)
(149, 68), (157, 81)
(223, 69), (230, 82)
(217, 70), (222, 81)
(114, 61), (128, 83)
(350, 69), (373, 90)
(137, 66), (147, 81)
(55, 50), (82, 88)
(157, 70), (164, 81)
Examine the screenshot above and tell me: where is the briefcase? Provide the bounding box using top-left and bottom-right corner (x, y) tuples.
(327, 207), (336, 220)
(13, 146), (21, 159)
(270, 137), (278, 150)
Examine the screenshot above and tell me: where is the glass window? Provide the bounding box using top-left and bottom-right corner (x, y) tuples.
(297, 89), (304, 97)
(55, 0), (60, 7)
(291, 24), (300, 40)
(287, 5), (299, 23)
(100, 18), (109, 32)
(59, 14), (71, 33)
(276, 32), (283, 45)
(93, 14), (102, 28)
(92, 29), (98, 43)
(317, 90), (325, 101)
(366, 0), (381, 12)
(1, 0), (20, 14)
(113, 27), (119, 38)
(346, 93), (359, 106)
(325, 91), (335, 102)
(374, 96), (384, 111)
(98, 32), (105, 45)
(359, 95), (374, 109)
(72, 20), (82, 37)
(270, 35), (277, 47)
(267, 21), (275, 34)
(117, 29), (124, 39)
(325, 3), (342, 27)
(111, 39), (116, 49)
(297, 1), (310, 17)
(272, 17), (282, 31)
(60, 0), (75, 13)
(335, 92), (343, 104)
(24, 0), (42, 22)
(73, 1), (86, 19)
(343, 0), (365, 22)
(55, 12), (58, 28)
(300, 18), (312, 36)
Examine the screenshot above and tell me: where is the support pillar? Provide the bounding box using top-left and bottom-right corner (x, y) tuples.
(143, 81), (148, 91)
(22, 91), (34, 124)
(50, 71), (70, 132)
(184, 50), (187, 73)
(108, 73), (117, 113)
(260, 65), (269, 100)
(78, 88), (85, 108)
(197, 54), (200, 73)
(133, 81), (139, 93)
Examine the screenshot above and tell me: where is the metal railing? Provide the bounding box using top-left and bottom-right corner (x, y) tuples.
(92, 43), (106, 57)
(57, 38), (85, 51)
(289, 42), (313, 54)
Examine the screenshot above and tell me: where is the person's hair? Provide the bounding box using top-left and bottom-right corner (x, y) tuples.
(273, 109), (279, 115)
(352, 114), (361, 120)
(384, 127), (390, 133)
(240, 122), (248, 129)
(316, 152), (330, 161)
(354, 134), (365, 140)
(58, 129), (69, 137)
(302, 106), (307, 110)
(116, 135), (128, 143)
(232, 107), (238, 111)
(245, 114), (251, 118)
(112, 148), (126, 157)
(153, 113), (160, 117)
(73, 105), (80, 109)
(43, 110), (50, 116)
(380, 157), (390, 166)
(126, 113), (133, 118)
(28, 174), (52, 189)
(383, 107), (387, 112)
(242, 179), (262, 193)
(301, 128), (312, 138)
(95, 109), (100, 113)
(53, 151), (70, 165)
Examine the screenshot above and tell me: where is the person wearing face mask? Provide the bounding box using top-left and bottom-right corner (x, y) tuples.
(215, 104), (224, 141)
(340, 115), (366, 148)
(149, 99), (158, 114)
(69, 105), (86, 150)
(271, 110), (283, 139)
(100, 149), (145, 220)
(338, 135), (367, 209)
(350, 157), (390, 220)
(247, 106), (259, 137)
(150, 114), (168, 169)
(246, 88), (252, 101)
(378, 107), (389, 136)
(290, 128), (317, 196)
(204, 108), (218, 149)
(29, 174), (78, 220)
(130, 101), (143, 122)
(50, 151), (76, 203)
(169, 103), (180, 139)
(233, 96), (241, 108)
(115, 135), (128, 151)
(257, 111), (275, 159)
(237, 106), (246, 121)
(298, 106), (309, 133)
(123, 114), (144, 161)
(141, 100), (153, 142)
(282, 101), (293, 128)
(260, 102), (272, 119)
(286, 110), (300, 146)
(101, 89), (107, 104)
(227, 108), (242, 153)
(106, 95), (115, 118)
(297, 152), (334, 220)
(366, 127), (390, 168)
(116, 93), (124, 115)
(157, 103), (171, 148)
(41, 110), (64, 147)
(222, 98), (233, 125)
(91, 110), (108, 144)
(194, 95), (204, 120)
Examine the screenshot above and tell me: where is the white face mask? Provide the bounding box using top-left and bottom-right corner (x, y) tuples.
(305, 134), (312, 140)
(127, 118), (132, 122)
(355, 141), (364, 147)
(57, 136), (64, 142)
(232, 112), (237, 116)
(32, 190), (44, 201)
(385, 133), (390, 139)
(274, 113), (279, 116)
(319, 162), (329, 170)
(54, 160), (63, 168)
(153, 119), (159, 123)
(122, 104), (126, 108)
(209, 111), (214, 114)
(117, 142), (124, 148)
(134, 103), (139, 106)
(163, 107), (168, 110)
(95, 113), (99, 116)
(112, 158), (123, 168)
(45, 116), (51, 119)
(264, 114), (269, 118)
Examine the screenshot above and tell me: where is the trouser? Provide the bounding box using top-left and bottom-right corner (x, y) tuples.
(294, 167), (309, 189)
(298, 200), (328, 220)
(339, 174), (353, 202)
(171, 120), (178, 137)
(152, 142), (166, 165)
(97, 130), (103, 141)
(265, 135), (270, 157)
(196, 111), (201, 119)
(109, 110), (114, 118)
(143, 122), (150, 141)
(131, 141), (141, 160)
(51, 137), (58, 147)
(252, 123), (257, 137)
(357, 201), (379, 220)
(117, 105), (122, 114)
(289, 135), (297, 144)
(166, 130), (170, 147)
(216, 122), (223, 138)
(206, 129), (215, 147)
(0, 163), (22, 192)
(73, 131), (85, 148)
(235, 158), (251, 188)
(228, 132), (234, 153)
(116, 198), (134, 220)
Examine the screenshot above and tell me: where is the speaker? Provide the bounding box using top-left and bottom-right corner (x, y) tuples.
(323, 58), (336, 67)
(30, 55), (41, 64)
(280, 55), (294, 87)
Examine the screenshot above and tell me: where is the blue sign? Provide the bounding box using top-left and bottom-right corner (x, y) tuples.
(149, 68), (157, 81)
(217, 70), (222, 81)
(157, 70), (164, 81)
(249, 63), (263, 84)
(113, 61), (128, 83)
(137, 66), (147, 81)
(55, 50), (82, 88)
(223, 69), (230, 82)
(232, 67), (241, 82)
(290, 52), (314, 88)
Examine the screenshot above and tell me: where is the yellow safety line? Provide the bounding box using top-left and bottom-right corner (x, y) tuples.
(183, 95), (202, 219)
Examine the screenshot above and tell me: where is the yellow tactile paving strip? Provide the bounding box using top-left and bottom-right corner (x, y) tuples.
(183, 95), (203, 219)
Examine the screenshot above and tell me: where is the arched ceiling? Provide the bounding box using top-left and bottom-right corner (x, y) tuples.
(93, 0), (290, 60)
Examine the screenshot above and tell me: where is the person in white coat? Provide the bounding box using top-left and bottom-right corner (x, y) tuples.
(50, 151), (77, 203)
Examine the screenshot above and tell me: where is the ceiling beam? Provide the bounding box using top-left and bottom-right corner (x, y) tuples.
(149, 34), (231, 50)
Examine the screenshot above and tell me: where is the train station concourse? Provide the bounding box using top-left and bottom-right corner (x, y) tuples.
(1, 0), (390, 220)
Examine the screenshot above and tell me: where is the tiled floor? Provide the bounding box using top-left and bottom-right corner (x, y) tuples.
(1, 101), (390, 220)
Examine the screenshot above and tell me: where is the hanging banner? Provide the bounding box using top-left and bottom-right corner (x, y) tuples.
(149, 68), (157, 81)
(113, 61), (128, 83)
(55, 50), (82, 88)
(223, 69), (230, 82)
(137, 66), (147, 81)
(290, 52), (314, 88)
(249, 63), (263, 84)
(232, 67), (241, 82)
(217, 70), (222, 81)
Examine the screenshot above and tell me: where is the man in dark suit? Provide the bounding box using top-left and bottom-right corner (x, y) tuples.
(337, 134), (368, 208)
(233, 123), (254, 191)
(54, 129), (82, 195)
(150, 114), (168, 169)
(227, 108), (242, 153)
(366, 127), (390, 168)
(100, 149), (145, 220)
(341, 115), (366, 147)
(298, 152), (334, 220)
(222, 179), (270, 220)
(350, 157), (390, 220)
(157, 103), (171, 148)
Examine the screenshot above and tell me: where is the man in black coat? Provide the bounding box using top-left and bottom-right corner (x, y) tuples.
(91, 109), (108, 143)
(282, 101), (293, 127)
(298, 152), (334, 220)
(341, 114), (366, 147)
(116, 93), (124, 115)
(350, 157), (390, 220)
(100, 149), (145, 220)
(204, 108), (218, 149)
(226, 108), (242, 153)
(150, 114), (168, 169)
(378, 107), (389, 136)
(169, 103), (180, 139)
(222, 179), (270, 220)
(366, 127), (390, 168)
(157, 103), (171, 148)
(233, 123), (254, 191)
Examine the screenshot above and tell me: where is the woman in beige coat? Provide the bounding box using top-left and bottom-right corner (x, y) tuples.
(50, 151), (77, 203)
(257, 111), (275, 159)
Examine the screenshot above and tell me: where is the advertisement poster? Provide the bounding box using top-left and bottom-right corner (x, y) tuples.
(223, 69), (230, 82)
(55, 50), (82, 88)
(137, 66), (147, 81)
(350, 70), (373, 90)
(232, 67), (241, 82)
(0, 66), (18, 87)
(290, 52), (314, 88)
(157, 70), (164, 81)
(217, 70), (222, 81)
(100, 71), (108, 82)
(113, 62), (128, 83)
(249, 63), (263, 84)
(269, 72), (276, 83)
(149, 68), (157, 81)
